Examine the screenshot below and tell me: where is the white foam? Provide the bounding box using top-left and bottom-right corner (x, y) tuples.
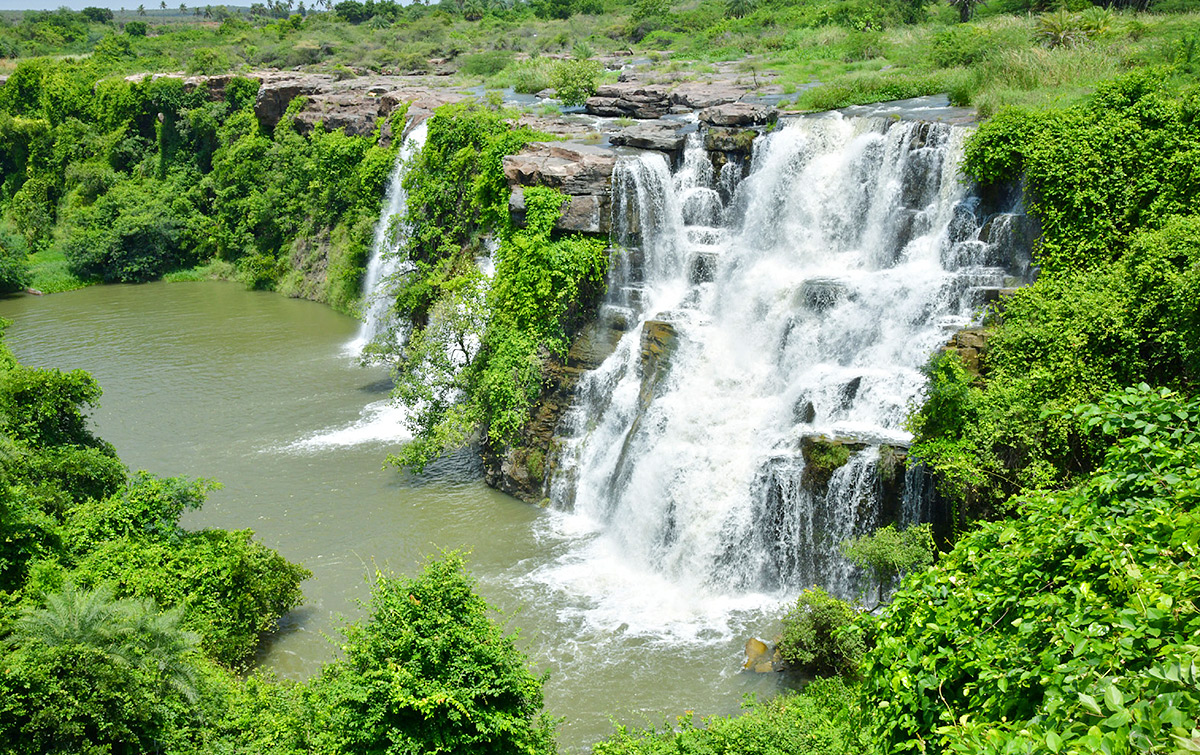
(284, 399), (411, 451)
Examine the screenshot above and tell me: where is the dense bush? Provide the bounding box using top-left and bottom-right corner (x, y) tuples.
(910, 70), (1200, 519)
(593, 678), (871, 755)
(304, 554), (557, 755)
(864, 385), (1200, 753)
(778, 588), (864, 676)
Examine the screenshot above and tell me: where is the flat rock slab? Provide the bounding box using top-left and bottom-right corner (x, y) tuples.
(609, 119), (687, 153)
(699, 101), (777, 127)
(585, 82), (673, 119)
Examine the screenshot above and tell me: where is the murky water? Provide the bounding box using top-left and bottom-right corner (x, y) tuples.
(0, 281), (788, 751)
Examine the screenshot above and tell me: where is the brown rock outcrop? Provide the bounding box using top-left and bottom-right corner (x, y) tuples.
(503, 142), (617, 234)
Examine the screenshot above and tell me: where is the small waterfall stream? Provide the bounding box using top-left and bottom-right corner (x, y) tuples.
(540, 115), (1031, 628)
(347, 122), (428, 357)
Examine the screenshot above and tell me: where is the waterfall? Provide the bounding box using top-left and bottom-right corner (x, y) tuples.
(346, 122), (429, 357)
(539, 114), (1030, 629)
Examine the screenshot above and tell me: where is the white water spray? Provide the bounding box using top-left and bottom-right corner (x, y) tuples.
(346, 122), (429, 358)
(538, 115), (1031, 637)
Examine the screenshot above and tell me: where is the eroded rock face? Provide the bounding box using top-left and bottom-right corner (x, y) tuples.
(585, 82), (673, 119)
(638, 319), (678, 411)
(608, 119), (687, 154)
(503, 142), (617, 234)
(484, 320), (624, 503)
(699, 102), (777, 127)
(254, 73), (332, 130)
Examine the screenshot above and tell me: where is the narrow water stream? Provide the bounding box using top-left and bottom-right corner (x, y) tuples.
(0, 280), (789, 751)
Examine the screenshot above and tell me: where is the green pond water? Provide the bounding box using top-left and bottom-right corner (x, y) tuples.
(0, 281), (790, 751)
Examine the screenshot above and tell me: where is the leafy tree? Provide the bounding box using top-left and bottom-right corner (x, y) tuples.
(0, 584), (209, 755)
(840, 523), (934, 608)
(306, 553), (558, 755)
(81, 7), (115, 23)
(551, 59), (602, 106)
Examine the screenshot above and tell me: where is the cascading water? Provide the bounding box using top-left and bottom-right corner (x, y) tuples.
(346, 121), (428, 357)
(291, 122), (428, 451)
(538, 114), (1031, 632)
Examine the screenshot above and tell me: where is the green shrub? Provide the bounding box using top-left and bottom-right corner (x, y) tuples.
(864, 385), (1200, 753)
(502, 57), (558, 93)
(840, 524), (934, 606)
(460, 49), (514, 76)
(593, 677), (870, 755)
(306, 554), (557, 755)
(779, 588), (864, 676)
(0, 226), (31, 293)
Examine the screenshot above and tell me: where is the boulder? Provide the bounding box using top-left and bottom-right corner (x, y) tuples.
(699, 102), (777, 127)
(670, 82), (744, 110)
(509, 187), (608, 235)
(503, 142), (617, 196)
(291, 92), (385, 137)
(608, 119), (687, 153)
(798, 278), (852, 312)
(584, 83), (673, 119)
(743, 637), (782, 673)
(704, 126), (757, 154)
(503, 142), (616, 235)
(181, 73), (252, 101)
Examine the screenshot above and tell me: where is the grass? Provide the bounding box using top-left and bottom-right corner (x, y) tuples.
(26, 247), (89, 294)
(162, 259), (239, 283)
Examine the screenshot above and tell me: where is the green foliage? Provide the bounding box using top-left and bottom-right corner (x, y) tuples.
(124, 20), (148, 37)
(863, 384), (1200, 754)
(779, 588), (865, 676)
(913, 72), (1200, 519)
(461, 49), (515, 76)
(840, 524), (934, 607)
(551, 58), (603, 105)
(305, 553), (557, 755)
(0, 584), (213, 755)
(0, 225), (31, 293)
(593, 678), (871, 755)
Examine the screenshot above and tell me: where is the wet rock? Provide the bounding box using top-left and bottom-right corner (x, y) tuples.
(608, 119), (686, 154)
(799, 434), (866, 492)
(699, 102), (777, 127)
(638, 319), (678, 411)
(793, 399), (817, 424)
(743, 637), (783, 672)
(839, 376), (862, 408)
(688, 251), (719, 284)
(704, 127), (757, 154)
(798, 278), (851, 312)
